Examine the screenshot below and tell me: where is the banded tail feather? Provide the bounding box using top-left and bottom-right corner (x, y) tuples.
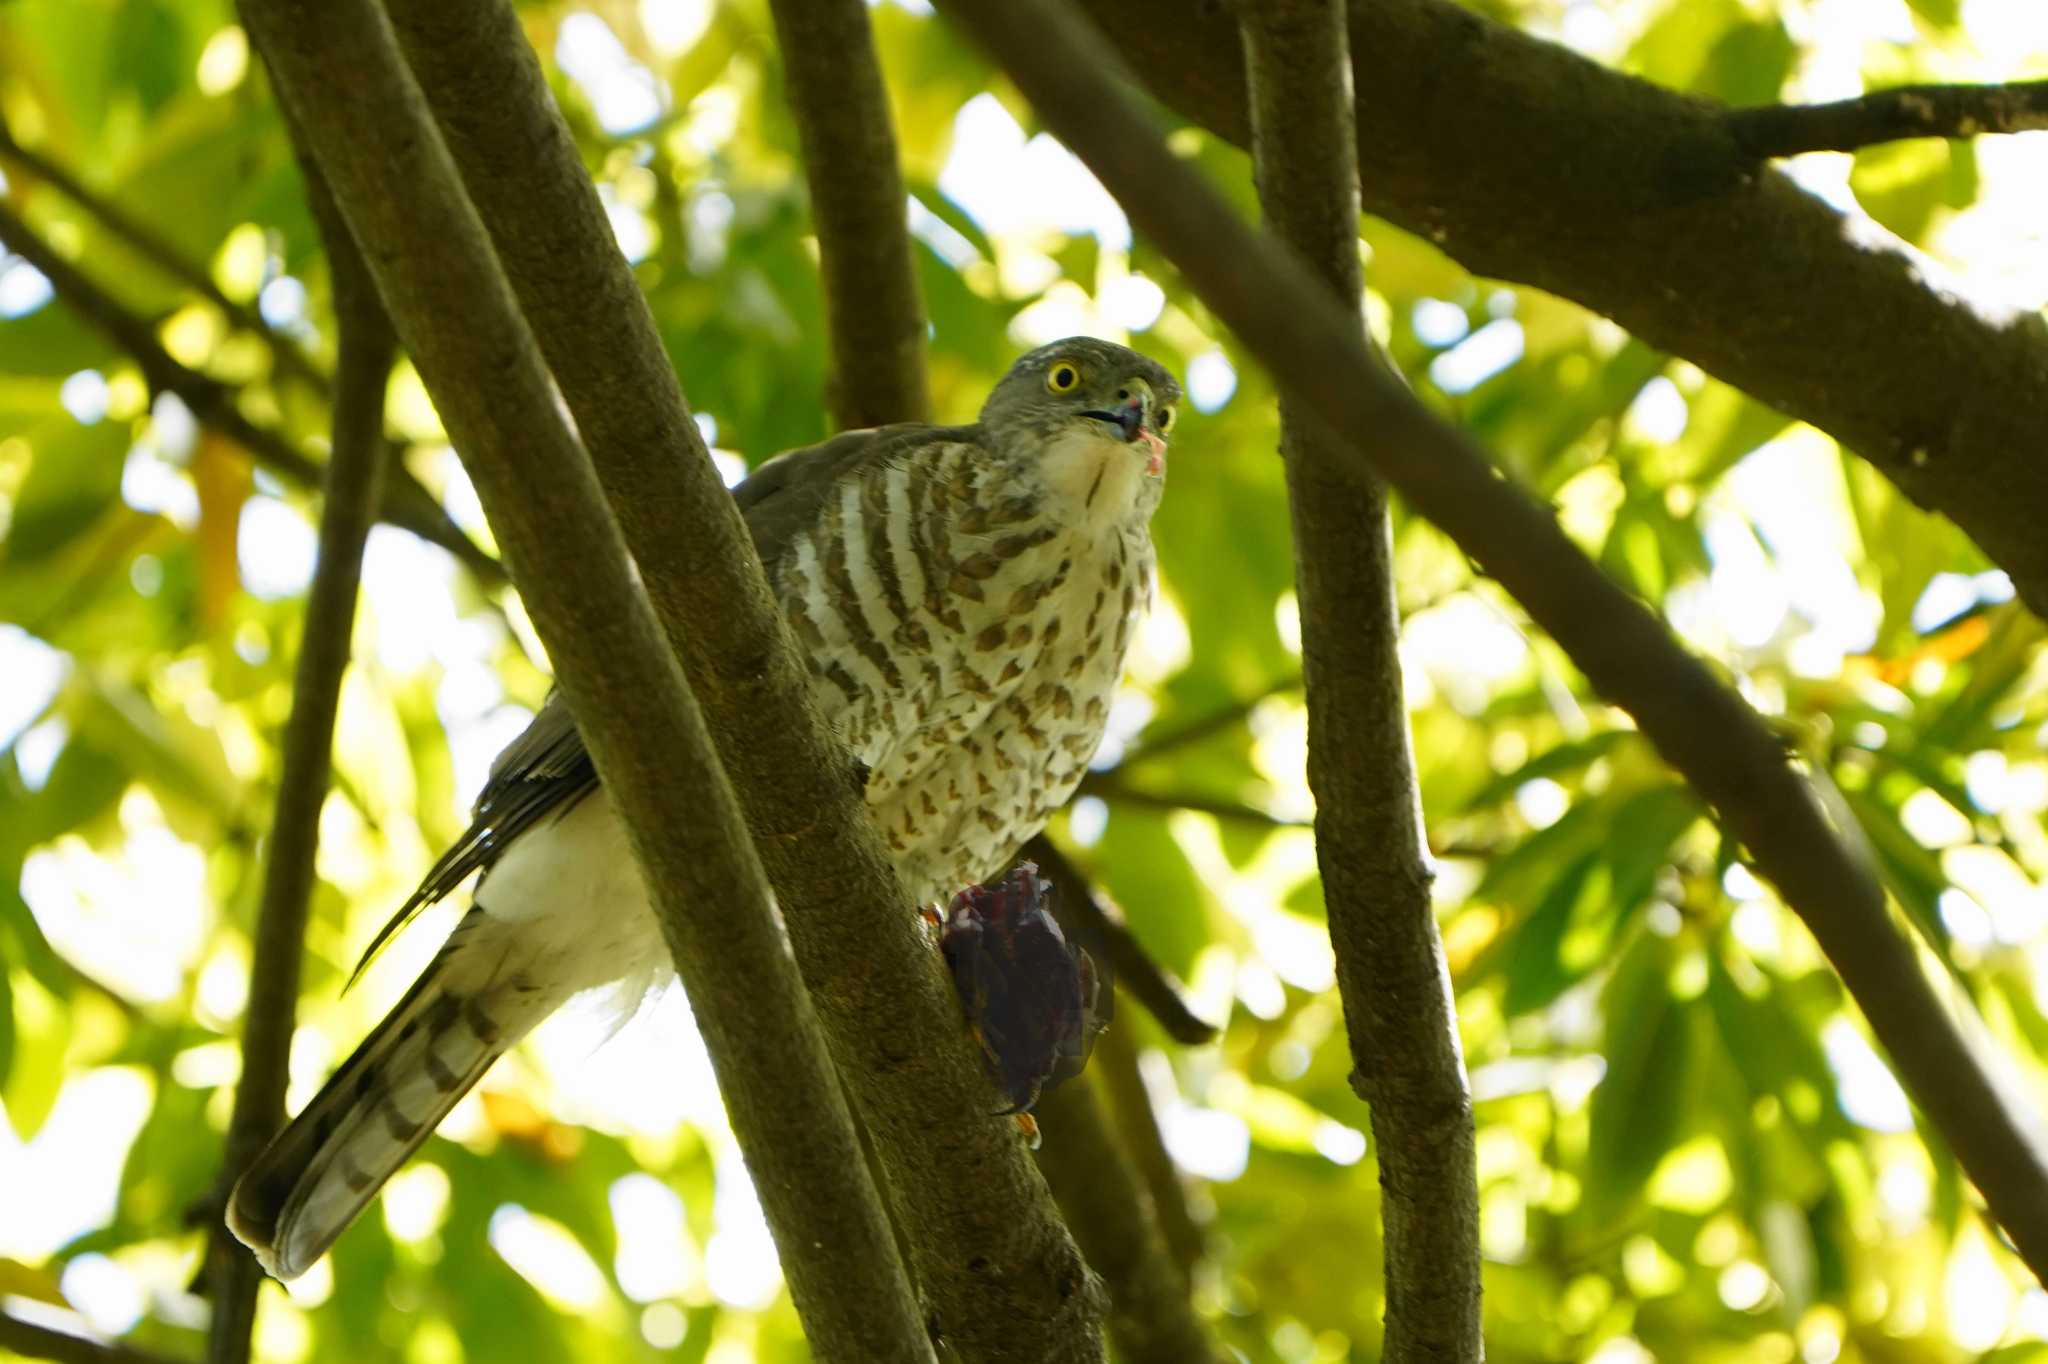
(227, 909), (563, 1279)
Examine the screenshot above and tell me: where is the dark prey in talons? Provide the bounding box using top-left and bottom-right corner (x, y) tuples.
(939, 861), (1105, 1137)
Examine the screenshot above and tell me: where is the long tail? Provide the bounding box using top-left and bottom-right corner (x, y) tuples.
(227, 909), (561, 1279)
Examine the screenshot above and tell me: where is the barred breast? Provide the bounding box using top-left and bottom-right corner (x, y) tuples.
(774, 434), (1153, 906)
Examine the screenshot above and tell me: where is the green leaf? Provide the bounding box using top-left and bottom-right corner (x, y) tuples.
(0, 969), (14, 1089)
(1586, 935), (1696, 1224)
(1, 415), (132, 565)
(1850, 138), (1958, 244)
(1493, 851), (1599, 1016)
(1697, 18), (1796, 105)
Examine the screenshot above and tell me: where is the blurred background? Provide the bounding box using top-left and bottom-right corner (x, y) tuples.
(2, 0), (2048, 1359)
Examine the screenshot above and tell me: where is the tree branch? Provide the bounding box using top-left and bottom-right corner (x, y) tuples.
(236, 1), (953, 1357)
(1241, 3), (1477, 1357)
(0, 116), (330, 396)
(0, 202), (500, 585)
(763, 0), (931, 428)
(377, 2), (1101, 1356)
(1024, 833), (1216, 1046)
(936, 0), (2048, 1291)
(199, 157), (393, 1364)
(1091, 1019), (1205, 1277)
(1729, 80), (2048, 158)
(1074, 772), (1308, 829)
(0, 1309), (188, 1364)
(1069, 0), (2048, 622)
(1035, 1077), (1221, 1363)
(1117, 676), (1300, 768)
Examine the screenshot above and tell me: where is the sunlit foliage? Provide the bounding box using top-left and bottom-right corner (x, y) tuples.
(3, 0), (2048, 1360)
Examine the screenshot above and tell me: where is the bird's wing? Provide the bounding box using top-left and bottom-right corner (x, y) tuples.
(349, 420), (979, 978)
(347, 690), (595, 983)
(735, 420), (979, 574)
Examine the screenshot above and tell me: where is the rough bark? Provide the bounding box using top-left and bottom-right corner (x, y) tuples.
(1241, 3), (1480, 1359)
(235, 2), (934, 1358)
(1729, 79), (2048, 156)
(201, 164), (393, 1364)
(1035, 1077), (1221, 1363)
(1069, 0), (2048, 621)
(255, 0), (1103, 1354)
(936, 0), (2048, 1291)
(763, 0), (932, 429)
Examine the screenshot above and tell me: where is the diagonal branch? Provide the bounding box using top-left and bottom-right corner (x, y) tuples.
(763, 0), (931, 428)
(1074, 772), (1308, 829)
(377, 1), (1101, 1356)
(1070, 0), (2048, 623)
(201, 159), (393, 1364)
(1729, 80), (2048, 158)
(1034, 1076), (1222, 1363)
(1091, 1019), (1205, 1277)
(936, 0), (2048, 1292)
(1241, 2), (1477, 1358)
(0, 202), (500, 585)
(237, 0), (965, 1357)
(0, 117), (330, 396)
(0, 1308), (189, 1364)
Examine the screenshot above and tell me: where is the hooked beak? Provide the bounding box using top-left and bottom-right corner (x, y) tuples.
(1081, 399), (1168, 476)
(1080, 401), (1146, 442)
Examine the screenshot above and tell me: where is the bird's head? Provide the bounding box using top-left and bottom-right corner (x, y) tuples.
(979, 337), (1182, 488)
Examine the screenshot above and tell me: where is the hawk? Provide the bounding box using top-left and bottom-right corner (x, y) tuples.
(227, 337), (1180, 1279)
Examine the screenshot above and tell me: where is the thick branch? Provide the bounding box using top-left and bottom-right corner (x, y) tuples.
(1035, 1077), (1221, 1363)
(379, 2), (1100, 1356)
(0, 202), (499, 584)
(1241, 3), (1477, 1358)
(235, 2), (933, 1358)
(937, 0), (2048, 1289)
(202, 162), (393, 1364)
(1024, 834), (1215, 1046)
(1070, 0), (2048, 621)
(0, 118), (329, 395)
(1729, 80), (2048, 158)
(763, 0), (931, 428)
(0, 1310), (188, 1364)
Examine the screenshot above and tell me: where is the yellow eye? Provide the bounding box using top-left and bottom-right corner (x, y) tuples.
(1046, 362), (1082, 393)
(1157, 406), (1177, 434)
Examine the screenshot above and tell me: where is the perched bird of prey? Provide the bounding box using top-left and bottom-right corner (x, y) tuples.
(228, 337), (1180, 1280)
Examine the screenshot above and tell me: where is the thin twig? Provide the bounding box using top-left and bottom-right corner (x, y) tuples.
(0, 1308), (190, 1364)
(1242, 2), (1478, 1357)
(238, 1), (939, 1356)
(1729, 80), (2048, 158)
(0, 117), (330, 395)
(379, 1), (1100, 1355)
(199, 157), (393, 1364)
(1115, 676), (1300, 768)
(1035, 1075), (1222, 1363)
(763, 0), (931, 428)
(937, 0), (2048, 1291)
(0, 202), (500, 584)
(1025, 833), (1216, 1046)
(1074, 772), (1308, 828)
